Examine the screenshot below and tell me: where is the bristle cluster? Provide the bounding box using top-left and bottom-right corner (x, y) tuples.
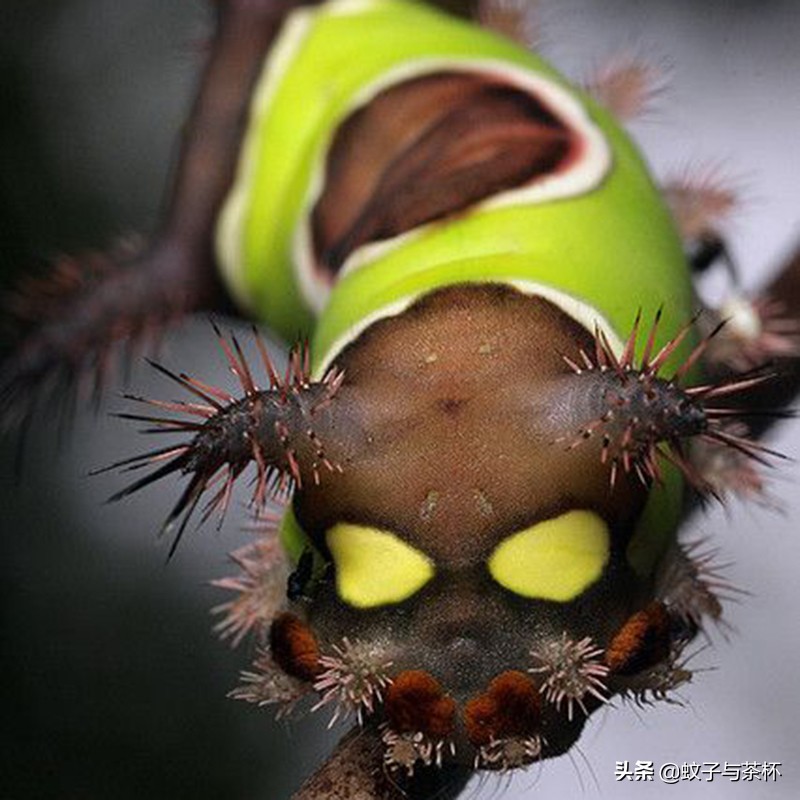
(605, 602), (705, 707)
(211, 519), (290, 647)
(476, 735), (543, 771)
(4, 246), (118, 327)
(229, 648), (310, 718)
(662, 164), (739, 241)
(312, 637), (394, 727)
(529, 633), (609, 720)
(99, 325), (344, 554)
(704, 293), (800, 372)
(689, 426), (777, 507)
(0, 247), (118, 430)
(0, 237), (209, 435)
(381, 727), (451, 776)
(656, 539), (745, 630)
(563, 310), (780, 491)
(585, 53), (669, 122)
(615, 643), (698, 708)
(477, 0), (541, 50)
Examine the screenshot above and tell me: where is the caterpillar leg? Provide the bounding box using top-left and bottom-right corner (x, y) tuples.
(0, 0), (315, 431)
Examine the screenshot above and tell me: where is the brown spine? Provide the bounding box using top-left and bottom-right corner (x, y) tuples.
(727, 241), (800, 433)
(0, 1), (315, 429)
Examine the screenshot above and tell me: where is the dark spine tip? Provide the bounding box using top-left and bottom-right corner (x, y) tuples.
(104, 328), (351, 552)
(0, 239), (219, 438)
(560, 310), (784, 492)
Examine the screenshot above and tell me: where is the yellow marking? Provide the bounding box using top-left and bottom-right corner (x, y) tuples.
(488, 510), (610, 601)
(327, 523), (435, 609)
(279, 506), (326, 575)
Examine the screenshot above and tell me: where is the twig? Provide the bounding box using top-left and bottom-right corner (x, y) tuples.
(292, 727), (473, 800)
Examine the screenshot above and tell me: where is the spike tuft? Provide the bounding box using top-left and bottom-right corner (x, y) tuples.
(229, 647), (310, 718)
(312, 637), (394, 727)
(0, 238), (216, 437)
(101, 326), (346, 554)
(562, 311), (783, 492)
(662, 163), (740, 242)
(657, 539), (747, 631)
(615, 641), (704, 708)
(704, 293), (800, 371)
(211, 515), (290, 647)
(477, 0), (541, 50)
(585, 53), (669, 122)
(475, 735), (543, 771)
(381, 726), (451, 776)
(529, 633), (609, 720)
(689, 425), (782, 508)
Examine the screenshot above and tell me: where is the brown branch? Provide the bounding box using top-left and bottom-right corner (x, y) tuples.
(292, 728), (473, 800)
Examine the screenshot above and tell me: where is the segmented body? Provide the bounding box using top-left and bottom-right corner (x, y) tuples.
(5, 0), (793, 788)
(214, 0), (696, 567)
(184, 0), (719, 769)
(218, 0), (692, 354)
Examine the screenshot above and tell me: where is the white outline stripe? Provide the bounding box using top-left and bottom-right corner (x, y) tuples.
(316, 280), (625, 376)
(296, 57), (612, 314)
(214, 6), (316, 313)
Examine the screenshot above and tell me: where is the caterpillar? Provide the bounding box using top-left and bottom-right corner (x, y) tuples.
(2, 0), (800, 797)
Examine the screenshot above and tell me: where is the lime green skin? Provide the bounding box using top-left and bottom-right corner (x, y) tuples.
(217, 0), (696, 575)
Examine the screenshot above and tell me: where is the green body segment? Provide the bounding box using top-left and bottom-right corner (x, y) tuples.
(217, 0), (692, 367)
(314, 124), (691, 369)
(216, 0), (696, 575)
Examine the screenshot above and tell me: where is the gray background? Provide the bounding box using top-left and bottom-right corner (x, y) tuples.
(1, 1), (799, 798)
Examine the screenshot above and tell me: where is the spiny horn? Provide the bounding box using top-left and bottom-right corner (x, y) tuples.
(96, 324), (349, 555)
(558, 309), (785, 492)
(0, 238), (220, 443)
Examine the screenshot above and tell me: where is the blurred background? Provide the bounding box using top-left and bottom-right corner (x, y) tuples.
(1, 1), (799, 798)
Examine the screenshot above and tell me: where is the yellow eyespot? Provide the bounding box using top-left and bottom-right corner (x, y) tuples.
(487, 510), (610, 601)
(326, 523), (435, 609)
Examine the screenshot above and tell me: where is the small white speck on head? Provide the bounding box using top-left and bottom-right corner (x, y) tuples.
(720, 294), (762, 341)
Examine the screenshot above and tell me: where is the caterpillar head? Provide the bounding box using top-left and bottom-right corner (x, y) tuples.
(116, 282), (764, 772)
(256, 283), (748, 770)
